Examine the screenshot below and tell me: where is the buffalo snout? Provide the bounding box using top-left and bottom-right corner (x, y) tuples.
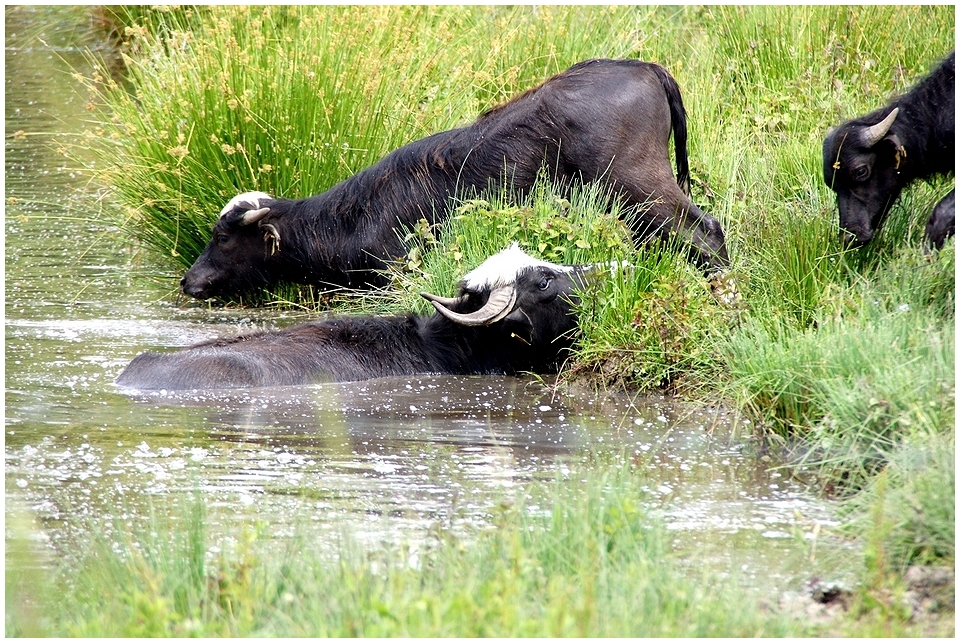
(180, 261), (220, 300)
(180, 274), (208, 299)
(840, 228), (869, 249)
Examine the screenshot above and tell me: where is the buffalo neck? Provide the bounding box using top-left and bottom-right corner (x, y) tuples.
(888, 62), (955, 180)
(263, 132), (485, 289)
(886, 107), (953, 183)
(415, 313), (565, 376)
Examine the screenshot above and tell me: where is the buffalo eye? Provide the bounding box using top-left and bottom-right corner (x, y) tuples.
(216, 233), (230, 245)
(537, 275), (553, 290)
(851, 165), (870, 181)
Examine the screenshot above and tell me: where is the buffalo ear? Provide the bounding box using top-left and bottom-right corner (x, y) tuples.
(261, 223), (281, 255)
(501, 306), (534, 343)
(503, 306), (533, 329)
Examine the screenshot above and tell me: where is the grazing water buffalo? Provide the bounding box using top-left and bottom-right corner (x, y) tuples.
(120, 245), (589, 390)
(823, 51), (955, 249)
(181, 58), (727, 300)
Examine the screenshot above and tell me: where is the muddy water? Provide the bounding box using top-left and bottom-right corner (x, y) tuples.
(5, 6), (854, 596)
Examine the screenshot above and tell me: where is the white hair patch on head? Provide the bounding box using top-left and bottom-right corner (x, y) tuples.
(461, 242), (572, 290)
(220, 191), (273, 218)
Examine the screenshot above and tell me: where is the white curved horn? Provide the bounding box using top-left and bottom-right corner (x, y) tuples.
(425, 285), (517, 327)
(861, 108), (899, 147)
(240, 207), (271, 226)
(419, 292), (467, 308)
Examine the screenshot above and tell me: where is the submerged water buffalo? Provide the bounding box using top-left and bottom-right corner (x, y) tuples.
(181, 58), (727, 300)
(120, 245), (589, 390)
(823, 51), (955, 249)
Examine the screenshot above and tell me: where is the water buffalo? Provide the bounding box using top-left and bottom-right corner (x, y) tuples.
(181, 58), (728, 300)
(120, 245), (589, 390)
(823, 51), (955, 249)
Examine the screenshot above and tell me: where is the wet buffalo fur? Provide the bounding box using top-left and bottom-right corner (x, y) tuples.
(823, 51), (955, 248)
(181, 58), (728, 300)
(121, 262), (583, 390)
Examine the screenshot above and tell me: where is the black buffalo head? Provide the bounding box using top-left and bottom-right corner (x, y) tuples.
(823, 108), (907, 247)
(422, 243), (586, 351)
(180, 191), (278, 299)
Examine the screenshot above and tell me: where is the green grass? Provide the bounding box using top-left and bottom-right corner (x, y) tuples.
(720, 308), (954, 484)
(8, 459), (809, 637)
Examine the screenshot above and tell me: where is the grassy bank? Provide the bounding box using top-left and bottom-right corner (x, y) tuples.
(68, 3), (954, 630)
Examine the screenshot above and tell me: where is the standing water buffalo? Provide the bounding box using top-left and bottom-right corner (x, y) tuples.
(823, 51), (955, 249)
(120, 245), (589, 390)
(181, 58), (728, 300)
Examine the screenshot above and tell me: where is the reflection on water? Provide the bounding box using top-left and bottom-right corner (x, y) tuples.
(5, 5), (854, 598)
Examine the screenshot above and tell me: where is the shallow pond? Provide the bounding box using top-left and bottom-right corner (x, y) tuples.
(5, 5), (854, 598)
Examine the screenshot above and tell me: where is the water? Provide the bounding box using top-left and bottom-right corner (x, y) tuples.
(5, 5), (853, 598)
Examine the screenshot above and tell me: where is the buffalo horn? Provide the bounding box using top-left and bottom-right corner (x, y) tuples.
(861, 108), (899, 148)
(219, 191), (273, 220)
(419, 292), (466, 308)
(422, 285), (517, 326)
(240, 206), (271, 226)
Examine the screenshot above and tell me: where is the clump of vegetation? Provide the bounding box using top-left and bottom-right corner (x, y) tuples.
(569, 249), (728, 391)
(843, 432), (955, 569)
(386, 176), (635, 310)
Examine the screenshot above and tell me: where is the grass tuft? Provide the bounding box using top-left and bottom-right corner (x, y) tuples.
(843, 432), (955, 569)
